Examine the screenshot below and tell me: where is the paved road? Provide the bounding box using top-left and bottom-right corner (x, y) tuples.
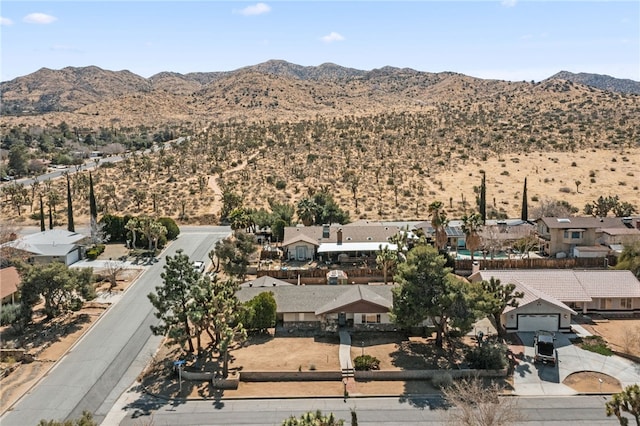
(0, 226), (230, 426)
(111, 394), (620, 425)
(3, 137), (185, 188)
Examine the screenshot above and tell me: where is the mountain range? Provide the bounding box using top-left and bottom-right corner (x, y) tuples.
(1, 60), (639, 126)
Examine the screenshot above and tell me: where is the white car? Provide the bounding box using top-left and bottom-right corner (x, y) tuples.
(193, 261), (205, 273)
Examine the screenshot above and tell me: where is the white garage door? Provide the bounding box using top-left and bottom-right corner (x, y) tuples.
(66, 248), (80, 265)
(517, 314), (559, 332)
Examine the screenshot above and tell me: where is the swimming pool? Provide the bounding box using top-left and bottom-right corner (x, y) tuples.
(455, 249), (509, 260)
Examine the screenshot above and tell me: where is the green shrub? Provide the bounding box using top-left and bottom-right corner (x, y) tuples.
(572, 335), (613, 356)
(465, 342), (508, 370)
(354, 354), (380, 371)
(0, 304), (21, 326)
(158, 217), (180, 240)
(431, 371), (453, 389)
(85, 244), (105, 260)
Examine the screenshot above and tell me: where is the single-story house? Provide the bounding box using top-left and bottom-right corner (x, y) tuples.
(1, 229), (88, 265)
(0, 266), (20, 305)
(470, 269), (640, 331)
(281, 224), (400, 263)
(237, 284), (397, 332)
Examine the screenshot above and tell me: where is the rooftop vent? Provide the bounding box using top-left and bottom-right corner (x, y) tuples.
(557, 218), (571, 223)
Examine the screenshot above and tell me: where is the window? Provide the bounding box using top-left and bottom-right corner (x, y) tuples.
(361, 314), (381, 324)
(600, 298), (612, 310)
(621, 298), (633, 309)
(563, 230), (582, 239)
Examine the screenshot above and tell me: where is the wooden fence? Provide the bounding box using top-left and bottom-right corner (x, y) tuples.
(455, 256), (611, 275)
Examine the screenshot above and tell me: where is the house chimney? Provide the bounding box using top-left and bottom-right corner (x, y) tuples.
(472, 261), (480, 274)
(337, 228), (343, 245)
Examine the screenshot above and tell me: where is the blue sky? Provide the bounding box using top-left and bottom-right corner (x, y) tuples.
(1, 1), (638, 83)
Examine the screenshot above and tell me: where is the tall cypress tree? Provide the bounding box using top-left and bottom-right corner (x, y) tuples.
(39, 194), (45, 232)
(479, 172), (486, 224)
(66, 173), (75, 232)
(521, 177), (528, 222)
(89, 172), (97, 221)
(48, 203), (53, 230)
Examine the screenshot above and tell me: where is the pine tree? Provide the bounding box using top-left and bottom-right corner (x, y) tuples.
(521, 177), (528, 222)
(66, 173), (75, 232)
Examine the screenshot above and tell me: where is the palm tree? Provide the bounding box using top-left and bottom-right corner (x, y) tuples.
(461, 212), (483, 262)
(428, 201), (448, 251)
(296, 197), (319, 226)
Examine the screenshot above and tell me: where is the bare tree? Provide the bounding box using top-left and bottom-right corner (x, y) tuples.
(103, 259), (126, 292)
(442, 376), (523, 426)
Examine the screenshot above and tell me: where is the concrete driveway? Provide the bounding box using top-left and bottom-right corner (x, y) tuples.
(513, 331), (640, 396)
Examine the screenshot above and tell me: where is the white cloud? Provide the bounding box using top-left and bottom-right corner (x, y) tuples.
(237, 3), (271, 16)
(321, 32), (345, 43)
(23, 13), (57, 24)
(0, 17), (14, 26)
(501, 0), (517, 7)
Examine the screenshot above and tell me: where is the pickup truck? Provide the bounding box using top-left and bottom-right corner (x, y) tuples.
(534, 330), (557, 365)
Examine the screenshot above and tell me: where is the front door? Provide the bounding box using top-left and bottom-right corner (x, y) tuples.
(338, 312), (346, 326)
(296, 246), (307, 261)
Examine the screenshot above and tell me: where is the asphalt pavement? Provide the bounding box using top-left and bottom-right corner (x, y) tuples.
(0, 226), (231, 426)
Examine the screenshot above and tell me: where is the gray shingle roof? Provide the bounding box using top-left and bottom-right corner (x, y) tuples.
(237, 285), (395, 314)
(315, 285), (393, 315)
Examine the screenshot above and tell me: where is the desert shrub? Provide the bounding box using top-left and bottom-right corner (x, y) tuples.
(275, 180), (287, 190)
(531, 195), (539, 202)
(571, 161), (577, 167)
(465, 342), (508, 370)
(571, 335), (613, 356)
(354, 354), (380, 371)
(0, 303), (21, 326)
(158, 217), (180, 240)
(431, 371), (453, 389)
(559, 187), (571, 193)
(309, 364), (316, 371)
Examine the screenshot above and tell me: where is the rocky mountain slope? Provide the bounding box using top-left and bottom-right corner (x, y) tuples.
(1, 60), (638, 125)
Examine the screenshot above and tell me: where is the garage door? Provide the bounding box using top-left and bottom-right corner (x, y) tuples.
(517, 314), (559, 332)
(66, 248), (80, 265)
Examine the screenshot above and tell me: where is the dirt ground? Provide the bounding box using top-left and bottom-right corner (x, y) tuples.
(3, 255), (639, 412)
(0, 243), (140, 415)
(576, 318), (640, 358)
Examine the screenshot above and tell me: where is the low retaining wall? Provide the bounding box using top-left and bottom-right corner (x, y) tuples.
(240, 371), (342, 382)
(355, 368), (508, 381)
(177, 368), (508, 389)
(180, 370), (239, 389)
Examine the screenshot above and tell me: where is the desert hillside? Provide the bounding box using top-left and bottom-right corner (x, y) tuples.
(0, 61), (638, 225)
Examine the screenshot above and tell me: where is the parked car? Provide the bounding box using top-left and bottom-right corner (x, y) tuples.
(193, 261), (205, 273)
(534, 330), (557, 365)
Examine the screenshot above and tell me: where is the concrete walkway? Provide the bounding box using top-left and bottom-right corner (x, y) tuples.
(338, 330), (358, 395)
